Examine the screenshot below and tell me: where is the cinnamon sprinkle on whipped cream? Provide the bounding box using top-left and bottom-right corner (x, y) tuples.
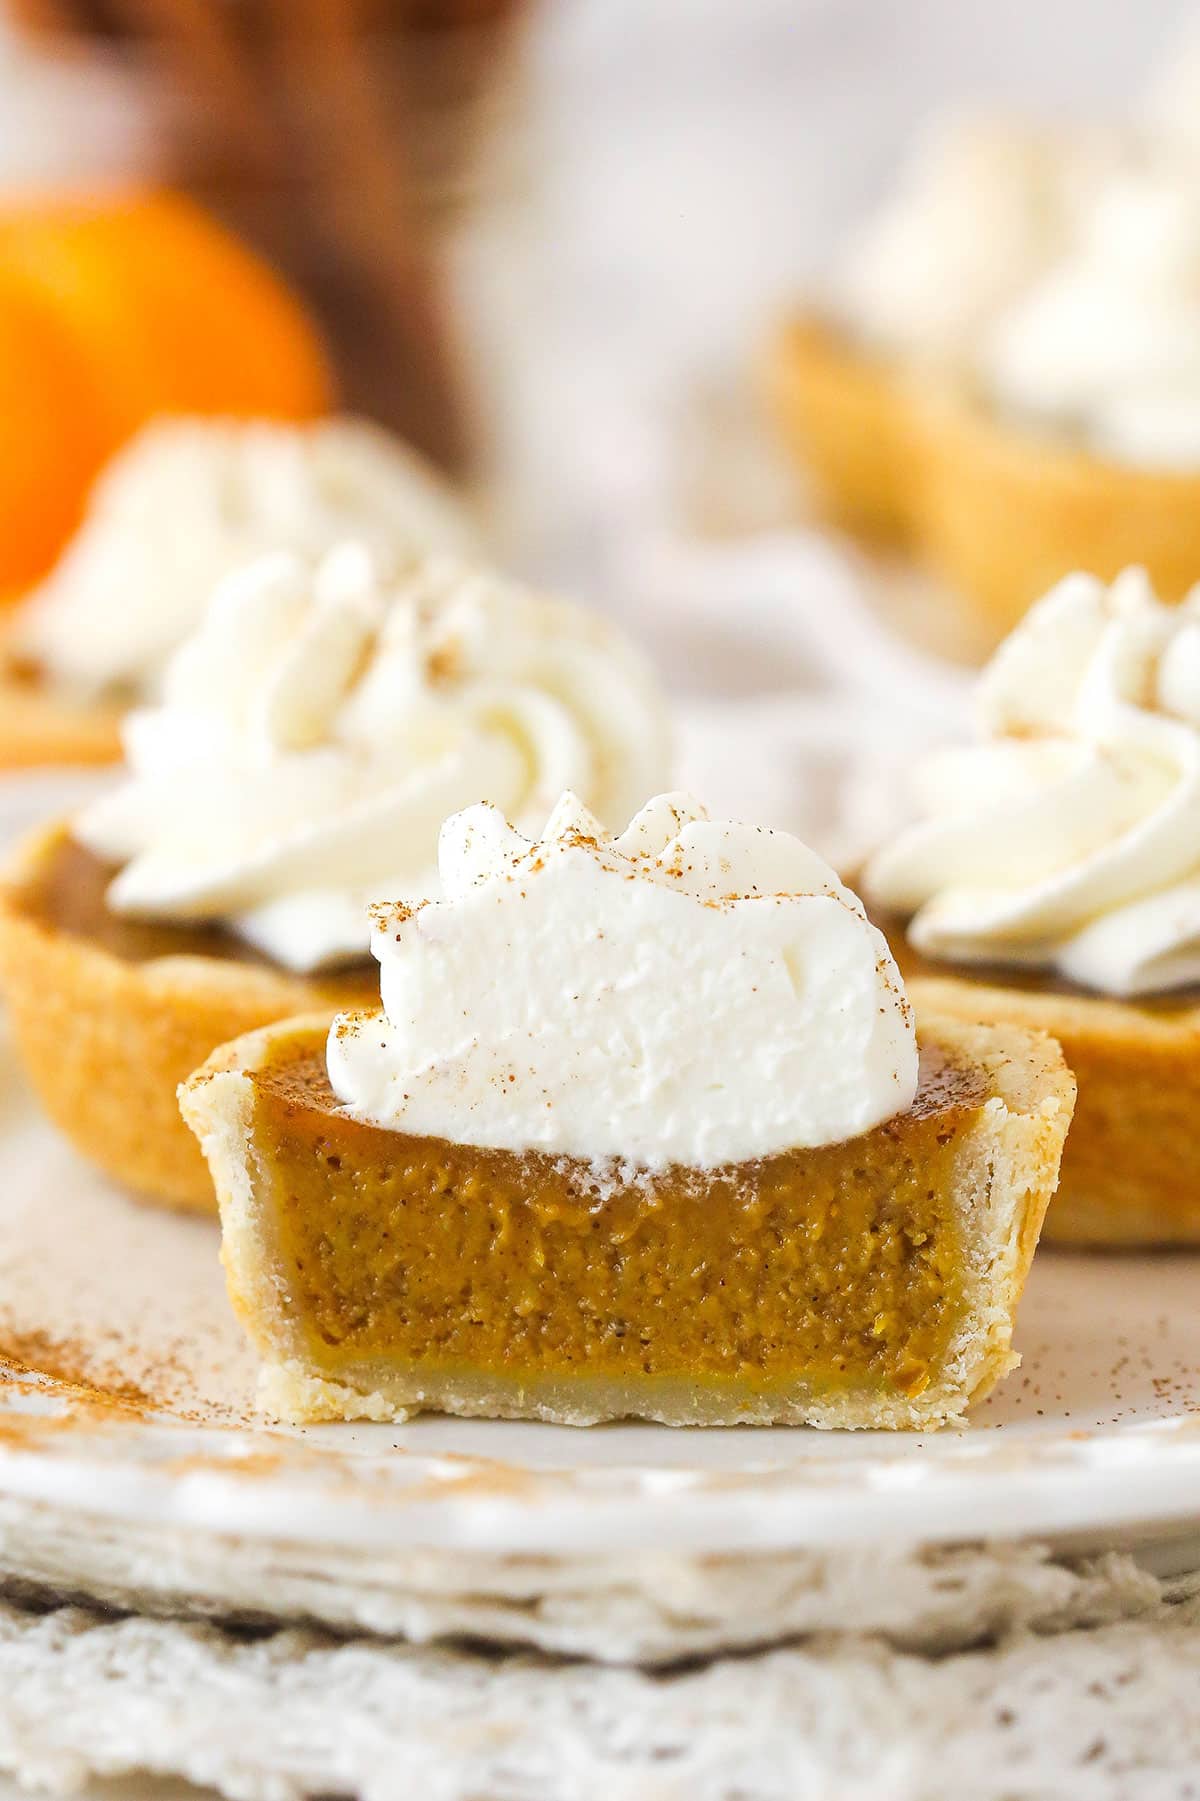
(327, 791), (918, 1168)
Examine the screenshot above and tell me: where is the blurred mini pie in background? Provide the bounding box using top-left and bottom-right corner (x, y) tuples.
(765, 116), (1092, 544)
(182, 790), (1074, 1431)
(918, 164), (1200, 635)
(0, 546), (671, 1210)
(765, 104), (1200, 646)
(867, 566), (1200, 1245)
(0, 413), (478, 769)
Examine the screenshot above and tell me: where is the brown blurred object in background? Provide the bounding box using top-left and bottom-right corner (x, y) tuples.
(6, 0), (532, 474)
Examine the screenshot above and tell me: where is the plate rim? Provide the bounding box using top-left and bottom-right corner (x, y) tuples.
(4, 1370), (1200, 1555)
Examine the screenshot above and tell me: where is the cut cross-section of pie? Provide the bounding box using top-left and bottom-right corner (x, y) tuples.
(181, 792), (1074, 1430)
(182, 1010), (1071, 1430)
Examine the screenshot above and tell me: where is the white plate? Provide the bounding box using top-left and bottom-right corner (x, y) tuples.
(2, 1022), (1200, 1569)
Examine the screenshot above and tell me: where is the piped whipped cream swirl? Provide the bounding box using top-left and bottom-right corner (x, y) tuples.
(328, 791), (917, 1168)
(866, 568), (1200, 998)
(13, 416), (477, 699)
(75, 548), (671, 973)
(983, 167), (1200, 468)
(830, 117), (1111, 364)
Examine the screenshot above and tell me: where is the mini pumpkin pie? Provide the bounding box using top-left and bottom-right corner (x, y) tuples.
(0, 413), (477, 769)
(0, 547), (671, 1211)
(765, 117), (1094, 533)
(866, 566), (1200, 1245)
(765, 119), (1200, 644)
(182, 791), (1074, 1429)
(915, 165), (1200, 639)
(764, 117), (1078, 547)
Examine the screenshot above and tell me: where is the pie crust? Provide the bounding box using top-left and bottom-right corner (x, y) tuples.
(765, 311), (1200, 645)
(181, 1012), (1074, 1430)
(0, 820), (374, 1212)
(761, 314), (914, 540)
(904, 970), (1200, 1246)
(0, 652), (122, 769)
(913, 388), (1200, 642)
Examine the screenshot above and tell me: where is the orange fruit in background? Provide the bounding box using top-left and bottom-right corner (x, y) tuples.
(0, 280), (110, 600)
(91, 194), (334, 422)
(0, 189), (335, 598)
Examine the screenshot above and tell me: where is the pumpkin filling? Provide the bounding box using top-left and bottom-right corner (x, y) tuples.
(17, 830), (375, 1001)
(244, 1028), (985, 1405)
(20, 830), (283, 968)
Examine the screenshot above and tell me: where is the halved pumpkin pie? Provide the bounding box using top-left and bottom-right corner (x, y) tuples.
(182, 1010), (1072, 1429)
(181, 792), (1074, 1430)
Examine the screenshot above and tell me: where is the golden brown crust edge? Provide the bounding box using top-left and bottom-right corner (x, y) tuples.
(0, 823), (357, 1212)
(912, 390), (1200, 642)
(764, 311), (1200, 645)
(181, 1012), (1074, 1430)
(948, 1017), (1073, 1414)
(760, 315), (915, 540)
(909, 973), (1200, 1246)
(0, 624), (123, 770)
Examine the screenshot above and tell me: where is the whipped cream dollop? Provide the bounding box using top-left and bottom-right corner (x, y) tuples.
(74, 548), (671, 973)
(830, 117), (1111, 364)
(982, 167), (1200, 467)
(866, 567), (1200, 998)
(13, 416), (477, 699)
(327, 791), (917, 1169)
